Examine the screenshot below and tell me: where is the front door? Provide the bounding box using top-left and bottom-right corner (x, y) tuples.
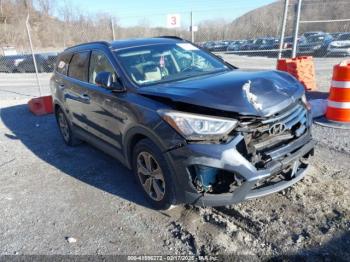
(85, 50), (125, 151)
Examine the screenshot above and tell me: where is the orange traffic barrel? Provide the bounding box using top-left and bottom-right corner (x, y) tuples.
(277, 56), (317, 91)
(315, 60), (350, 129)
(28, 95), (53, 116)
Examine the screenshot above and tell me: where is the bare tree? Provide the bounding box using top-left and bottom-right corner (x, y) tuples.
(1, 0), (350, 51)
(36, 0), (55, 16)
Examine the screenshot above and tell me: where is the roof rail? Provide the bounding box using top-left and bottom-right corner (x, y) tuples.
(64, 41), (110, 51)
(154, 36), (184, 40)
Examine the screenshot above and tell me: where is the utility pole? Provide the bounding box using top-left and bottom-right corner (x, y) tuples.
(277, 0), (289, 59)
(23, 0), (41, 96)
(190, 11), (194, 42)
(25, 13), (42, 96)
(292, 0), (302, 58)
(111, 17), (116, 40)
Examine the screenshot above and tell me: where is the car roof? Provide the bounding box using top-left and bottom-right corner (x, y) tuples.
(111, 37), (184, 50)
(63, 37), (184, 53)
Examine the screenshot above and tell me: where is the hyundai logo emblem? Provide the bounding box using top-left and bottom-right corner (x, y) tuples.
(269, 123), (286, 136)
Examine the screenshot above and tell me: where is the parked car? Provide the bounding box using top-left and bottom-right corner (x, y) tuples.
(17, 52), (57, 73)
(258, 38), (280, 56)
(227, 40), (247, 52)
(203, 41), (215, 51)
(283, 36), (294, 48)
(297, 33), (333, 56)
(240, 38), (277, 56)
(327, 33), (350, 57)
(250, 38), (271, 50)
(207, 41), (230, 52)
(258, 38), (279, 49)
(51, 36), (314, 209)
(300, 31), (324, 43)
(239, 39), (256, 51)
(0, 54), (26, 73)
(279, 36), (295, 57)
(330, 32), (343, 40)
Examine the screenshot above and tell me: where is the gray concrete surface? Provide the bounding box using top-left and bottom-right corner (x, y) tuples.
(0, 73), (51, 99)
(0, 56), (349, 258)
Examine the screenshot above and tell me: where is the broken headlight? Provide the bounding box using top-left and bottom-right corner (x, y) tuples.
(301, 94), (311, 111)
(158, 110), (238, 140)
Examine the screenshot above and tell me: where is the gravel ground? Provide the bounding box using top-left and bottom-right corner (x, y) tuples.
(0, 56), (349, 259)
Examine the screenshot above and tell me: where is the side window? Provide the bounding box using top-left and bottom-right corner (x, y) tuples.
(56, 53), (72, 75)
(68, 51), (90, 81)
(89, 50), (117, 84)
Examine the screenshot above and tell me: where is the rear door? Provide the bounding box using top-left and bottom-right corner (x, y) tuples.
(65, 51), (93, 131)
(51, 52), (72, 104)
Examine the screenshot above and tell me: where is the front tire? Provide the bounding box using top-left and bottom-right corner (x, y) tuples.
(132, 138), (176, 210)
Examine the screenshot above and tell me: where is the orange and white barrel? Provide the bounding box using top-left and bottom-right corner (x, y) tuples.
(325, 61), (350, 123)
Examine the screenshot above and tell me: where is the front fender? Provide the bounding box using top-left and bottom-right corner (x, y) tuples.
(123, 123), (184, 169)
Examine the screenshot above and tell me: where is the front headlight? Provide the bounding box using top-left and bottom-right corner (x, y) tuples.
(313, 45), (321, 49)
(158, 110), (238, 141)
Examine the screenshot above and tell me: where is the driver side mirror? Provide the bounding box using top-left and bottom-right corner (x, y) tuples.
(95, 71), (124, 92)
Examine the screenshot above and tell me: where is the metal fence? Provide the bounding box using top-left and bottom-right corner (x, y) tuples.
(0, 0), (350, 97)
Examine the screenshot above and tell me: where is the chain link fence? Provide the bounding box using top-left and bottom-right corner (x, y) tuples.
(295, 0), (350, 58)
(0, 0), (350, 97)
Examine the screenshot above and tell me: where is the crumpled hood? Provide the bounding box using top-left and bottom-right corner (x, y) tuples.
(137, 70), (304, 117)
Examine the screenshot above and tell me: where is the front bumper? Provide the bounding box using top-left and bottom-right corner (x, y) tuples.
(167, 131), (315, 207)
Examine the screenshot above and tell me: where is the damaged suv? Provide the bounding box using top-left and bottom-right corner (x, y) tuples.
(51, 36), (315, 209)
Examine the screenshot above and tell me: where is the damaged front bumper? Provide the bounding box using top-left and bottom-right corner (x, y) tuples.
(167, 130), (315, 207)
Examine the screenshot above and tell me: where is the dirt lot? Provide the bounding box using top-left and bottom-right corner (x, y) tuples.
(0, 55), (349, 259)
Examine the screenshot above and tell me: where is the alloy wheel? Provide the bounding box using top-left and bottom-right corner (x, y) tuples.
(136, 151), (165, 201)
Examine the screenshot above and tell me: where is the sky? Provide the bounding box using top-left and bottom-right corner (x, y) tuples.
(55, 0), (276, 27)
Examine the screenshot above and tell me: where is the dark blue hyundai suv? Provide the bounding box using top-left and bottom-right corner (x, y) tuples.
(50, 36), (315, 209)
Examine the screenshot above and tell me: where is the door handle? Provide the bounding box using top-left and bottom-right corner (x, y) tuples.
(79, 93), (91, 103)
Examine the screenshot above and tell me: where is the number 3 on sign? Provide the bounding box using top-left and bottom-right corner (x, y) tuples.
(171, 16), (177, 25)
(167, 14), (181, 28)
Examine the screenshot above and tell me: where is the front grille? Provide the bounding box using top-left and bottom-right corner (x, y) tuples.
(240, 102), (309, 167)
(261, 102), (307, 132)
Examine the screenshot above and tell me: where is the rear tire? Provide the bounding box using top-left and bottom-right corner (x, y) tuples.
(55, 107), (81, 146)
(132, 138), (176, 210)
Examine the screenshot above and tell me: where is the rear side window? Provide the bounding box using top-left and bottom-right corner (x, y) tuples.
(68, 51), (90, 81)
(56, 53), (72, 75)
